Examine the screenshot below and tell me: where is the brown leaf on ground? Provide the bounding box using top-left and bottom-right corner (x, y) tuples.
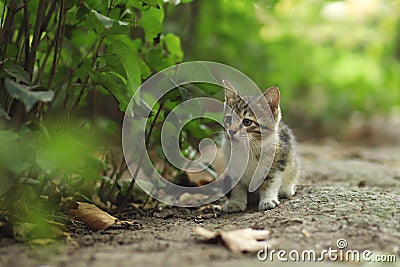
(194, 226), (218, 239)
(194, 226), (271, 253)
(69, 202), (117, 231)
(220, 228), (271, 253)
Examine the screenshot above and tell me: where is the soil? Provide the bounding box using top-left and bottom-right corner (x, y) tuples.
(1, 142), (400, 267)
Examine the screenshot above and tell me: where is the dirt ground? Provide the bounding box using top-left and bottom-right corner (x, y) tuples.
(1, 142), (400, 267)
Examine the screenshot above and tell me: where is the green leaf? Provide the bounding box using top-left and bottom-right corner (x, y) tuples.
(118, 54), (140, 96)
(138, 57), (152, 80)
(145, 49), (164, 70)
(139, 8), (163, 41)
(132, 98), (153, 118)
(114, 0), (128, 7)
(107, 38), (142, 96)
(86, 155), (110, 172)
(163, 33), (183, 60)
(164, 0), (193, 4)
(120, 7), (136, 20)
(194, 82), (221, 95)
(91, 10), (130, 36)
(89, 71), (130, 111)
(176, 63), (218, 85)
(184, 120), (211, 139)
(3, 64), (31, 85)
(127, 0), (144, 10)
(147, 6), (164, 22)
(145, 48), (176, 71)
(64, 0), (79, 9)
(77, 4), (90, 20)
(4, 79), (54, 112)
(99, 54), (127, 78)
(0, 107), (10, 120)
(164, 88), (182, 102)
(141, 0), (160, 7)
(178, 86), (192, 100)
(85, 1), (109, 14)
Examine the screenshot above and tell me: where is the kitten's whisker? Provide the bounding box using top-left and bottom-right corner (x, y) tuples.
(221, 83), (299, 213)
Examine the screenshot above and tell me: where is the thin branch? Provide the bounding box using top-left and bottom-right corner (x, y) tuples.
(26, 0), (56, 73)
(106, 0), (114, 16)
(121, 100), (165, 209)
(47, 0), (64, 89)
(37, 35), (56, 78)
(141, 164), (168, 208)
(0, 1), (7, 32)
(62, 69), (74, 112)
(26, 0), (47, 78)
(90, 86), (97, 126)
(107, 154), (127, 203)
(0, 0), (17, 61)
(71, 0), (114, 111)
(32, 8), (60, 85)
(41, 0), (56, 32)
(70, 35), (104, 111)
(13, 2), (31, 52)
(14, 17), (27, 64)
(23, 0), (30, 67)
(43, 67), (72, 116)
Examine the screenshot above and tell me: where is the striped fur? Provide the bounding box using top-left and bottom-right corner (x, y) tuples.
(221, 81), (300, 212)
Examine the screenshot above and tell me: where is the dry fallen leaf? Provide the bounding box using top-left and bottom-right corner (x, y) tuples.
(69, 202), (117, 231)
(220, 228), (271, 253)
(194, 226), (218, 239)
(194, 226), (271, 253)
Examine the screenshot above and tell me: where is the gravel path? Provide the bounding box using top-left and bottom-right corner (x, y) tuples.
(1, 143), (399, 267)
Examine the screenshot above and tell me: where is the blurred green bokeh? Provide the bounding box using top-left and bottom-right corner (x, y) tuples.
(165, 0), (400, 136)
(1, 0), (400, 241)
(0, 125), (106, 240)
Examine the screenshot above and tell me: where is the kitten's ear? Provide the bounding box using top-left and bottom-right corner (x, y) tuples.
(222, 80), (238, 101)
(262, 86), (280, 115)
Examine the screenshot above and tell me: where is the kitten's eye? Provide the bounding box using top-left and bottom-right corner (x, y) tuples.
(224, 115), (232, 124)
(243, 118), (252, 126)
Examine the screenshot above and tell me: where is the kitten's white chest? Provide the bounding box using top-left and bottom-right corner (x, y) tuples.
(224, 142), (260, 187)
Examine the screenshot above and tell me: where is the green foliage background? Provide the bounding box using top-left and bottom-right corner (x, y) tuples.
(0, 0), (400, 240)
(0, 0), (189, 240)
(165, 0), (400, 136)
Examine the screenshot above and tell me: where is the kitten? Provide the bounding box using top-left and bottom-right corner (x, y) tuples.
(221, 80), (300, 212)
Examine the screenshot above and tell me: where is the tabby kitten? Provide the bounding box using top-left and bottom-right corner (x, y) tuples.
(221, 80), (299, 212)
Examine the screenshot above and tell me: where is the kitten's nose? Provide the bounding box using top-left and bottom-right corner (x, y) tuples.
(229, 130), (237, 136)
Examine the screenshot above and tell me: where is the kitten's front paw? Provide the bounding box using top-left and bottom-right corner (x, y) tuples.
(258, 198), (280, 211)
(223, 200), (246, 213)
(279, 187), (296, 199)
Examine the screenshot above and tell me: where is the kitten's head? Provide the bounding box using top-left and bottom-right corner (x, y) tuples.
(222, 80), (281, 147)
